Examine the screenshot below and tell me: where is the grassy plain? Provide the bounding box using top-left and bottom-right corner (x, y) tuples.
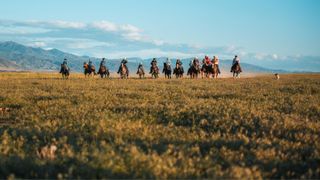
(0, 72), (319, 178)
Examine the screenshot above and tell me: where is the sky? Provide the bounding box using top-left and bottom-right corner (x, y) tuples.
(0, 0), (319, 60)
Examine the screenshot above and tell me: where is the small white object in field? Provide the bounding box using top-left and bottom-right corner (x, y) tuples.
(274, 73), (280, 80)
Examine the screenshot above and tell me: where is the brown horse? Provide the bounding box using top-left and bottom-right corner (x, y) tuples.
(60, 64), (70, 79)
(231, 62), (242, 78)
(97, 65), (110, 78)
(136, 65), (145, 79)
(150, 64), (159, 79)
(212, 64), (220, 78)
(83, 64), (96, 77)
(119, 63), (128, 79)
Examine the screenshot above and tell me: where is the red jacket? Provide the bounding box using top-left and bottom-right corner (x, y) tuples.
(205, 57), (211, 65)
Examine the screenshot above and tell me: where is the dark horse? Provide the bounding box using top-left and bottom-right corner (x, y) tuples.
(162, 62), (172, 79)
(187, 60), (200, 78)
(150, 64), (159, 79)
(173, 63), (184, 78)
(59, 64), (70, 79)
(97, 65), (110, 78)
(231, 62), (242, 78)
(83, 63), (96, 77)
(201, 63), (213, 78)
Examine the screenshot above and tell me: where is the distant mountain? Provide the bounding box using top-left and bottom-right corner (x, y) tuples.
(0, 41), (286, 73)
(0, 57), (21, 70)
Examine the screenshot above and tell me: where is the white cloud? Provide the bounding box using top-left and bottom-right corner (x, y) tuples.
(272, 54), (278, 60)
(66, 40), (114, 49)
(153, 40), (165, 46)
(49, 20), (86, 29)
(104, 49), (200, 59)
(92, 21), (118, 32)
(27, 41), (47, 47)
(0, 26), (51, 34)
(120, 24), (141, 33)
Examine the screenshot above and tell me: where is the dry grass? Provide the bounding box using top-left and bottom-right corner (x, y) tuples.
(0, 72), (319, 178)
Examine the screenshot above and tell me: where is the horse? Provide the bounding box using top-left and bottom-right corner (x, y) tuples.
(231, 62), (242, 78)
(201, 63), (213, 78)
(187, 61), (200, 79)
(97, 65), (110, 78)
(59, 64), (70, 79)
(119, 63), (128, 79)
(162, 62), (172, 79)
(150, 64), (159, 79)
(173, 64), (184, 78)
(83, 64), (96, 77)
(136, 65), (145, 79)
(212, 64), (220, 78)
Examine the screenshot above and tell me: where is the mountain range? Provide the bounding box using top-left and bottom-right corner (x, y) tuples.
(0, 41), (315, 73)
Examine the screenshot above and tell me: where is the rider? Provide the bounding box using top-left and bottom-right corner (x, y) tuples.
(137, 62), (144, 74)
(189, 59), (193, 67)
(63, 58), (68, 65)
(190, 56), (199, 67)
(83, 61), (88, 72)
(176, 59), (184, 72)
(176, 59), (182, 66)
(117, 57), (129, 74)
(100, 58), (106, 67)
(88, 59), (93, 69)
(150, 58), (157, 73)
(194, 57), (199, 65)
(213, 56), (221, 74)
(165, 58), (171, 66)
(60, 58), (69, 73)
(231, 55), (242, 72)
(204, 55), (211, 66)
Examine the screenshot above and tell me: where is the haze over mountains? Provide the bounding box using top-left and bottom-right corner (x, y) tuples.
(0, 41), (318, 73)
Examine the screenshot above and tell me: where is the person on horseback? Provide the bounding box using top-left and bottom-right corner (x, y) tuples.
(165, 57), (171, 66)
(231, 55), (242, 72)
(88, 59), (93, 69)
(189, 59), (194, 67)
(176, 59), (182, 66)
(83, 61), (88, 73)
(100, 58), (106, 67)
(60, 58), (69, 73)
(204, 55), (211, 66)
(63, 58), (68, 65)
(117, 57), (129, 75)
(174, 59), (184, 77)
(213, 56), (221, 74)
(137, 62), (144, 73)
(150, 58), (157, 73)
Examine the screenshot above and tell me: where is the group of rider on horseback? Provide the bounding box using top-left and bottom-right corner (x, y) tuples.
(59, 55), (242, 79)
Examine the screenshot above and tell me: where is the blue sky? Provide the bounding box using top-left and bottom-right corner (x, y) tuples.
(0, 0), (319, 60)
